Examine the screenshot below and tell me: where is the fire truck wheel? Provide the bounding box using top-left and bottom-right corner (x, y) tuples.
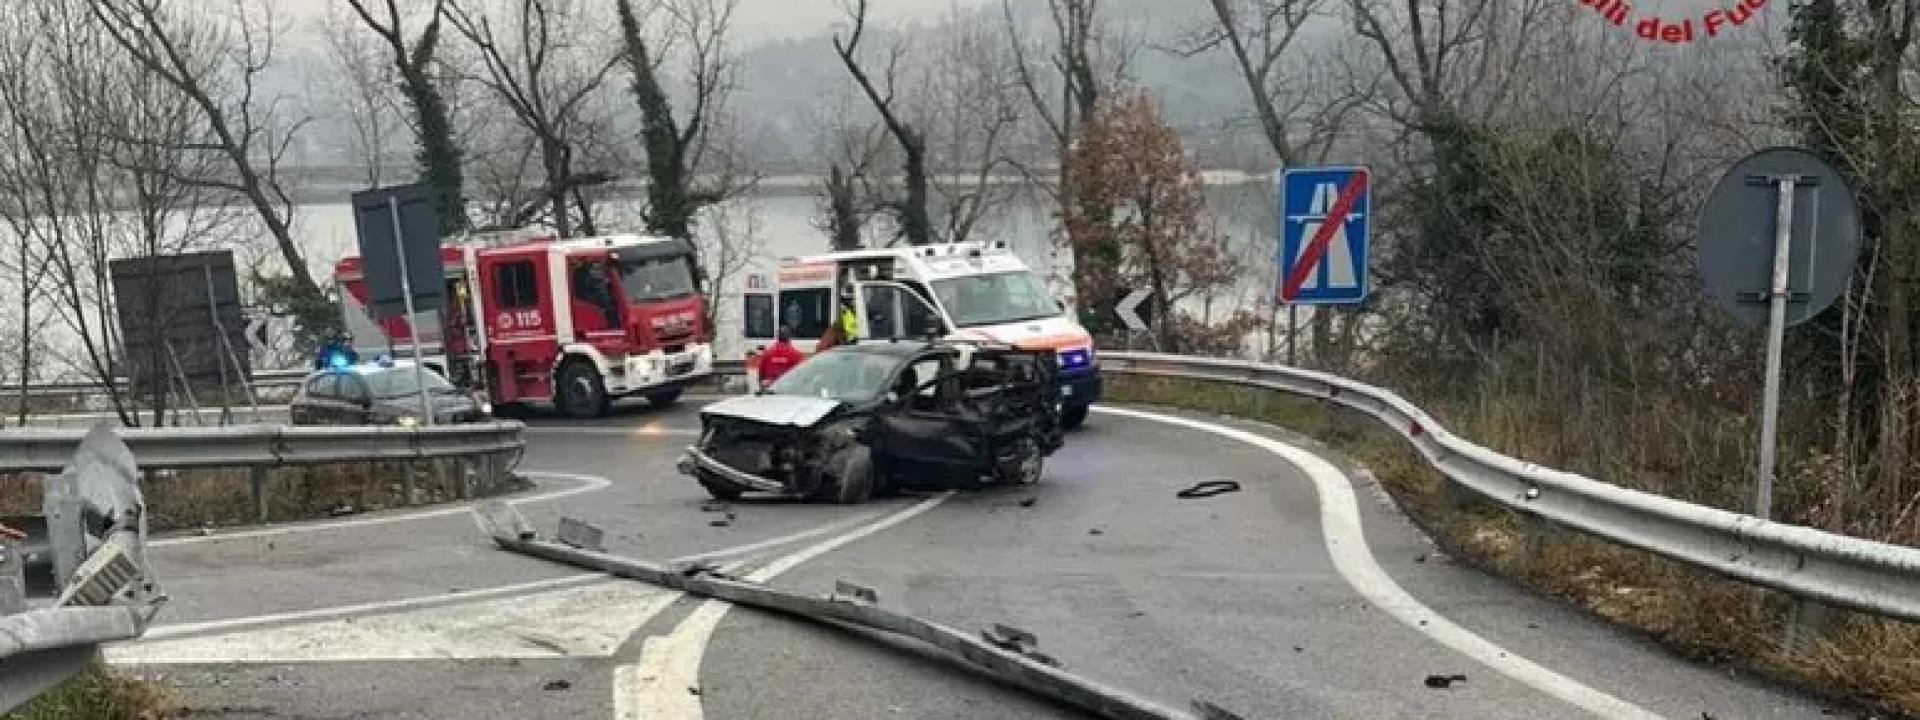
(556, 360), (611, 419)
(646, 387), (683, 408)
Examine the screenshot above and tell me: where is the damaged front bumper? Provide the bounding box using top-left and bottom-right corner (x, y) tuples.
(677, 447), (787, 493)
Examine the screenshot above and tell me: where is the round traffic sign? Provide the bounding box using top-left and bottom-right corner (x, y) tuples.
(1697, 147), (1861, 328)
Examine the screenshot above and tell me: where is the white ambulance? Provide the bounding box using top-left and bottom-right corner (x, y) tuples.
(742, 241), (1100, 428)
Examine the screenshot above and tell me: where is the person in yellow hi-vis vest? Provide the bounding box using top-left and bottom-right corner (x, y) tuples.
(818, 290), (861, 351)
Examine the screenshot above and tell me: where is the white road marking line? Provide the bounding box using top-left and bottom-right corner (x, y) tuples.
(121, 508), (887, 653)
(134, 574), (606, 641)
(1095, 406), (1662, 720)
(129, 510), (884, 643)
(151, 470), (611, 548)
(527, 426), (702, 437)
(616, 493), (954, 720)
(106, 581), (680, 665)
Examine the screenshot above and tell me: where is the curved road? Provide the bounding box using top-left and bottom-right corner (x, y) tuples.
(101, 398), (1836, 719)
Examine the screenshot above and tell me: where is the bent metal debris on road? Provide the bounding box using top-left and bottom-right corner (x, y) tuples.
(471, 501), (1239, 720)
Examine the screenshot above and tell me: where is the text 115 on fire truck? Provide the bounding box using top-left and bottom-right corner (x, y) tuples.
(334, 230), (714, 418)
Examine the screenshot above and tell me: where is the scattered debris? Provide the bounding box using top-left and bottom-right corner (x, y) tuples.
(329, 504), (357, 517)
(700, 501), (729, 513)
(1292, 646), (1302, 653)
(1526, 623), (1539, 630)
(1176, 479), (1242, 499)
(709, 519), (731, 528)
(1088, 528), (1104, 536)
(687, 686), (701, 696)
(1414, 553), (1428, 563)
(982, 624), (1038, 653)
(832, 580), (879, 604)
(196, 526), (213, 537)
(1123, 610), (1145, 619)
(1193, 700), (1249, 720)
(1424, 674), (1467, 689)
(1018, 497), (1037, 508)
(542, 679), (571, 691)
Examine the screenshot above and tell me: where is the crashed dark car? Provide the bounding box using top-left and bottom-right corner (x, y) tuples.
(677, 340), (1065, 503)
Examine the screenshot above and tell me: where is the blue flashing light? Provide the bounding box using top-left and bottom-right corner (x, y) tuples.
(328, 351), (352, 370)
(1058, 347), (1092, 372)
(375, 354), (394, 368)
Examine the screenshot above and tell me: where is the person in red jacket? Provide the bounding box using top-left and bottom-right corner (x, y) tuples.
(758, 326), (805, 387)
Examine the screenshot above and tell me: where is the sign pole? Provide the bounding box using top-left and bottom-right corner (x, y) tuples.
(1286, 304), (1298, 366)
(389, 197), (435, 427)
(1753, 176), (1798, 521)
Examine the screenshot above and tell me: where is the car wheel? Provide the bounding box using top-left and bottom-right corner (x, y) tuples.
(646, 387), (684, 408)
(1002, 438), (1044, 485)
(822, 445), (874, 504)
(556, 361), (610, 419)
(1059, 403), (1090, 430)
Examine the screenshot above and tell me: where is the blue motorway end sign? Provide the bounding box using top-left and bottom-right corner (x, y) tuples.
(1279, 166), (1370, 305)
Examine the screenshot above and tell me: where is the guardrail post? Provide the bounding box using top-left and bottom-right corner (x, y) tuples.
(1783, 598), (1833, 657)
(454, 458), (471, 500)
(0, 538), (23, 615)
(249, 465), (270, 522)
(403, 461), (418, 506)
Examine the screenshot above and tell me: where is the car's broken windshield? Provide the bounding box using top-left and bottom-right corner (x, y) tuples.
(765, 351), (900, 403)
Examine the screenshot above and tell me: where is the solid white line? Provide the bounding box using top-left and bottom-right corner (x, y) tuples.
(526, 426), (702, 437)
(128, 508), (885, 645)
(137, 574), (605, 641)
(616, 493), (954, 720)
(150, 470), (611, 548)
(1094, 406), (1661, 720)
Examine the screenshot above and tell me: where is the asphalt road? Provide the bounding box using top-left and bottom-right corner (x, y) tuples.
(99, 397), (1841, 719)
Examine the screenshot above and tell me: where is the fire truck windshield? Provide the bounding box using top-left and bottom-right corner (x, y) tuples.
(621, 255), (697, 302)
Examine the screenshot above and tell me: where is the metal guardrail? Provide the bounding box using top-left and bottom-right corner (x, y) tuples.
(1100, 351), (1920, 625)
(11, 369), (307, 399)
(0, 422), (526, 472)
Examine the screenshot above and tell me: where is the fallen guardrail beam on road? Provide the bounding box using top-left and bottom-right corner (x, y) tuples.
(472, 502), (1235, 720)
(1101, 351), (1920, 628)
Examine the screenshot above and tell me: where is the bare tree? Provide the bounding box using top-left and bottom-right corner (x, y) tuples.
(833, 0), (933, 246)
(615, 0), (742, 242)
(445, 0), (621, 238)
(90, 0), (320, 310)
(343, 0), (470, 234)
(1000, 0), (1138, 331)
(0, 0), (237, 426)
(323, 5), (403, 188)
(921, 8), (1024, 245)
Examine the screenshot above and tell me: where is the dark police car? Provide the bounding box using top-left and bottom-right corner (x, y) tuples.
(289, 358), (489, 426)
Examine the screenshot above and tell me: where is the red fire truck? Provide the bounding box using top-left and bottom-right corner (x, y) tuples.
(333, 231), (714, 418)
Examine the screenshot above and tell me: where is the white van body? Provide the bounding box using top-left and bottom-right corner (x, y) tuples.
(742, 241), (1102, 425)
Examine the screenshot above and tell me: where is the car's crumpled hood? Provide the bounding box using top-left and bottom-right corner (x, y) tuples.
(701, 394), (842, 428)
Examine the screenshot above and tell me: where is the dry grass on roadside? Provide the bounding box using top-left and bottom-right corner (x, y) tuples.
(1, 663), (179, 720)
(1108, 375), (1920, 718)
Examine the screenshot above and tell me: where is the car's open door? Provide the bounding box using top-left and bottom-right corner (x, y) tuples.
(852, 281), (952, 341)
